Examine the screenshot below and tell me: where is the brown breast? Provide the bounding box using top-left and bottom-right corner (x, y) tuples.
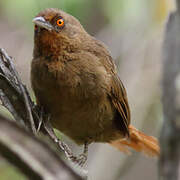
(31, 54), (124, 144)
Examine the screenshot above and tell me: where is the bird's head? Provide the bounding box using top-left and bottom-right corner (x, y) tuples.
(32, 8), (88, 58)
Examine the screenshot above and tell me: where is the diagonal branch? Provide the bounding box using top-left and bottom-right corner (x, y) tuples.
(0, 48), (37, 132)
(0, 115), (83, 180)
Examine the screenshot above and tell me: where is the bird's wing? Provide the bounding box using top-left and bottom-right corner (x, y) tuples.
(92, 39), (130, 136)
(109, 74), (130, 136)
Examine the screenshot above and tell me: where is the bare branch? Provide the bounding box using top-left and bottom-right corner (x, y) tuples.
(0, 115), (83, 180)
(159, 4), (180, 180)
(0, 48), (37, 131)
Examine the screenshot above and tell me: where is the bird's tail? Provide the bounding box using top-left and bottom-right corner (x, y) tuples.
(110, 125), (160, 156)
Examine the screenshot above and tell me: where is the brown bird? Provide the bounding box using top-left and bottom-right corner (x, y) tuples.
(31, 8), (159, 164)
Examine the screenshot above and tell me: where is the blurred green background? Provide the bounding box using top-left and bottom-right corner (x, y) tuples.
(0, 0), (175, 179)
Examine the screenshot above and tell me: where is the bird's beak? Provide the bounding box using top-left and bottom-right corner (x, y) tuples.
(32, 16), (53, 31)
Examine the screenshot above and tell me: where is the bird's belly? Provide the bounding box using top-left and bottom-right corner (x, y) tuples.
(31, 60), (122, 144)
(51, 92), (119, 144)
(33, 78), (122, 144)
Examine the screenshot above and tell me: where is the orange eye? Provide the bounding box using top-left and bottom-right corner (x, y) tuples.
(56, 18), (64, 27)
(34, 25), (38, 30)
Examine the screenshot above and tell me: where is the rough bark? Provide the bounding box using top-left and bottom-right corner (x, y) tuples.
(159, 2), (180, 179)
(0, 115), (83, 180)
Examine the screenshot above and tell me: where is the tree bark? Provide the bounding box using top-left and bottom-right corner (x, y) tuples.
(159, 1), (180, 179)
(0, 115), (83, 180)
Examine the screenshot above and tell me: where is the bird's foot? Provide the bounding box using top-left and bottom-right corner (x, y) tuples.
(69, 153), (87, 167)
(41, 114), (89, 167)
(37, 106), (44, 132)
(69, 142), (88, 167)
(58, 141), (88, 167)
(42, 119), (88, 167)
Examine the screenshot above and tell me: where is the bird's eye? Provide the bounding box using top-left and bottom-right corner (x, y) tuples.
(34, 25), (38, 30)
(56, 18), (64, 27)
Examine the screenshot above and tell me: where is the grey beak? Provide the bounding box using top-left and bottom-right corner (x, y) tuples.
(32, 16), (53, 31)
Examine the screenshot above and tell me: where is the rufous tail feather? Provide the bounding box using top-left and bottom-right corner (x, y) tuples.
(110, 125), (160, 156)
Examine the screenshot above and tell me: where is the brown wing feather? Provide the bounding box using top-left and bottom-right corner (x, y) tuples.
(91, 38), (130, 136)
(109, 75), (130, 136)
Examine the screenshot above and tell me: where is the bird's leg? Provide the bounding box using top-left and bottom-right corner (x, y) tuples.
(36, 106), (43, 132)
(71, 142), (89, 167)
(42, 114), (72, 155)
(42, 114), (88, 166)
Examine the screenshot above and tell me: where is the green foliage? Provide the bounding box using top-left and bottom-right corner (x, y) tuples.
(0, 161), (26, 180)
(1, 0), (168, 33)
(2, 0), (91, 29)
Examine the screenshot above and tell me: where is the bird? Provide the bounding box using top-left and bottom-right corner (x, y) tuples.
(31, 8), (159, 165)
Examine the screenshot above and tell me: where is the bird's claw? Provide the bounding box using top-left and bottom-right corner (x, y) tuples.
(69, 153), (87, 167)
(37, 116), (43, 132)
